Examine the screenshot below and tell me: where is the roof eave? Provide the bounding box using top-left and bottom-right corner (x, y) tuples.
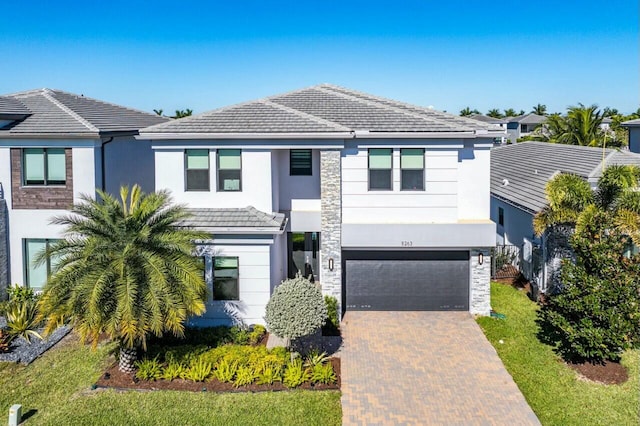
(354, 130), (505, 139)
(0, 132), (100, 139)
(184, 226), (285, 235)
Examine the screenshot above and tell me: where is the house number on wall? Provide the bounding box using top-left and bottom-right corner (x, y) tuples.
(401, 241), (413, 247)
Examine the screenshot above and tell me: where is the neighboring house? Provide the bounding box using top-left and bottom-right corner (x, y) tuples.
(622, 118), (640, 153)
(139, 84), (503, 325)
(491, 141), (640, 292)
(0, 88), (168, 298)
(469, 114), (508, 144)
(505, 113), (546, 143)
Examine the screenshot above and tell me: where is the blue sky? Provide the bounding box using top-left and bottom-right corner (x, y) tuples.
(1, 1), (638, 115)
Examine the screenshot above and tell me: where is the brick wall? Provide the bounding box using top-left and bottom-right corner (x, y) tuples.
(320, 150), (342, 315)
(11, 148), (74, 209)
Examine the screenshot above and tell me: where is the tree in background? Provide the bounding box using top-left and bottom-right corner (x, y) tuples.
(153, 109), (163, 116)
(532, 103), (547, 115)
(487, 109), (503, 118)
(37, 185), (208, 372)
(503, 108), (517, 117)
(174, 109), (193, 118)
(534, 104), (610, 147)
(459, 107), (480, 117)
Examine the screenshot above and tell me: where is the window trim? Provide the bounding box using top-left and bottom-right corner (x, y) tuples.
(289, 149), (313, 176)
(213, 256), (240, 301)
(217, 149), (242, 192)
(368, 148), (393, 191)
(23, 238), (59, 291)
(22, 148), (67, 187)
(184, 149), (210, 192)
(400, 148), (425, 191)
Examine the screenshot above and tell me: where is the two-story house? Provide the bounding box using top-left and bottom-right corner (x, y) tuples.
(505, 113), (546, 143)
(0, 89), (168, 298)
(139, 84), (502, 325)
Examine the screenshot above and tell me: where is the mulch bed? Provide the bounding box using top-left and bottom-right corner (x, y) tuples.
(568, 360), (629, 385)
(95, 357), (340, 393)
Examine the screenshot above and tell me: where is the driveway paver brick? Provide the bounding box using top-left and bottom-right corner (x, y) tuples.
(340, 311), (540, 425)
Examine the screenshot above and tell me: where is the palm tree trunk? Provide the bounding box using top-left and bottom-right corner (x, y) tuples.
(118, 346), (138, 373)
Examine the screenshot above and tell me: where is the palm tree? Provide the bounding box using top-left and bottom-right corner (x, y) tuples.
(535, 104), (605, 147)
(487, 109), (503, 118)
(37, 185), (208, 372)
(459, 107), (474, 117)
(532, 103), (547, 115)
(503, 108), (517, 117)
(173, 109), (193, 118)
(534, 165), (640, 240)
(153, 109), (163, 116)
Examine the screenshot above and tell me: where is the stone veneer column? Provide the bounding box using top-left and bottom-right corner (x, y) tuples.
(320, 150), (342, 313)
(0, 199), (8, 301)
(470, 248), (491, 316)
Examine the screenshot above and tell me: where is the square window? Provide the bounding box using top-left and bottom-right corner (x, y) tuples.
(23, 148), (66, 186)
(213, 257), (239, 300)
(185, 149), (210, 191)
(400, 148), (424, 191)
(290, 149), (312, 176)
(218, 149), (241, 191)
(368, 149), (392, 190)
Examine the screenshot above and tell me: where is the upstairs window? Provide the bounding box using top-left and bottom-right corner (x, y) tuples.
(368, 149), (392, 190)
(24, 239), (60, 292)
(218, 149), (242, 191)
(185, 149), (210, 191)
(290, 149), (312, 176)
(23, 148), (66, 186)
(498, 207), (504, 227)
(213, 257), (239, 300)
(400, 149), (425, 191)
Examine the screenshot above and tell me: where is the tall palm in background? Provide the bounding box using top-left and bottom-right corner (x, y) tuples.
(37, 185), (208, 372)
(532, 103), (547, 115)
(534, 165), (640, 241)
(487, 108), (503, 118)
(536, 104), (604, 146)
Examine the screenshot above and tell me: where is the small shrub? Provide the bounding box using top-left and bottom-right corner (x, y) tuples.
(283, 358), (310, 388)
(256, 362), (283, 385)
(135, 357), (163, 381)
(162, 361), (186, 381)
(6, 300), (42, 343)
(163, 345), (208, 365)
(183, 357), (213, 382)
(304, 350), (330, 369)
(214, 359), (238, 383)
(248, 324), (266, 345)
(230, 325), (250, 345)
(322, 296), (340, 335)
(7, 285), (37, 303)
(233, 365), (257, 388)
(310, 362), (337, 385)
(265, 273), (327, 342)
(0, 300), (11, 317)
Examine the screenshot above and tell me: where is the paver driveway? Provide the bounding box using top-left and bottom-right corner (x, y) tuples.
(340, 311), (540, 425)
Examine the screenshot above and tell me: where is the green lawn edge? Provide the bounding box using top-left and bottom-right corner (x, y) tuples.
(0, 336), (341, 425)
(477, 282), (639, 426)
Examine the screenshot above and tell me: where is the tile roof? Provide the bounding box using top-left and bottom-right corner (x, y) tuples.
(507, 113), (547, 125)
(0, 96), (31, 117)
(622, 118), (640, 127)
(0, 88), (169, 137)
(178, 207), (286, 233)
(469, 114), (507, 124)
(142, 84), (501, 137)
(491, 141), (640, 213)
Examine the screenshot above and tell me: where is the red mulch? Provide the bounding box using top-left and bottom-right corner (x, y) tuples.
(95, 357), (340, 393)
(568, 360), (629, 385)
(493, 265), (520, 280)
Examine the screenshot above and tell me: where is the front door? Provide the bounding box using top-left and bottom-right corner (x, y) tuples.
(287, 232), (320, 282)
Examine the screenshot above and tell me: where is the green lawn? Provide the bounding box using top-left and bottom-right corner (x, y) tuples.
(0, 336), (341, 425)
(477, 283), (639, 426)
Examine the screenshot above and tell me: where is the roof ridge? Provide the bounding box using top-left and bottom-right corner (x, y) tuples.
(5, 88), (51, 98)
(41, 90), (99, 132)
(261, 99), (350, 132)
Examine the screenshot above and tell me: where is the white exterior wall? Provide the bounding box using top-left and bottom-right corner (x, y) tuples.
(0, 141), (98, 286)
(154, 148), (272, 212)
(341, 139), (491, 224)
(191, 243), (272, 326)
(275, 149), (321, 211)
(491, 196), (536, 247)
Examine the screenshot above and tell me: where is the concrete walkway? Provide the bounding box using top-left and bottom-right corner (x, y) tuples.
(340, 311), (540, 425)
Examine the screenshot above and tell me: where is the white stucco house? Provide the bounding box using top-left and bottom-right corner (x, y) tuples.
(491, 141), (640, 292)
(505, 113), (546, 143)
(139, 84), (502, 325)
(0, 89), (168, 297)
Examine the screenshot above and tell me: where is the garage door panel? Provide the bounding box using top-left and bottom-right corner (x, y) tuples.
(344, 253), (469, 311)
